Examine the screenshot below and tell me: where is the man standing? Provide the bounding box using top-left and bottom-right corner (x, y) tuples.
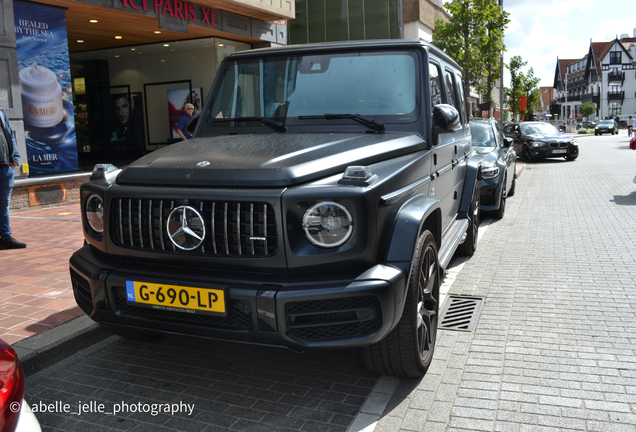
(0, 104), (27, 249)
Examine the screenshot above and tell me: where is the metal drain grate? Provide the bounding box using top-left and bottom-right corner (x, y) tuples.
(438, 296), (483, 332)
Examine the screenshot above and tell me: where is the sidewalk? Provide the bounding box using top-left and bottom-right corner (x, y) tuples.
(0, 203), (86, 345)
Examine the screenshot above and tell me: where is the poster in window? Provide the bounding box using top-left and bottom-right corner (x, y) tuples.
(110, 92), (145, 149)
(14, 0), (79, 175)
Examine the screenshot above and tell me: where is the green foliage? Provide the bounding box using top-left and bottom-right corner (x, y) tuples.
(504, 56), (540, 120)
(432, 0), (510, 102)
(579, 102), (595, 118)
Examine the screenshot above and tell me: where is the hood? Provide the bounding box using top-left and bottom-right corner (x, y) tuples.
(116, 133), (426, 187)
(524, 133), (573, 142)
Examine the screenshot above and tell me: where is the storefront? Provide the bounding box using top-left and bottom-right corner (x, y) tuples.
(1, 0), (293, 176)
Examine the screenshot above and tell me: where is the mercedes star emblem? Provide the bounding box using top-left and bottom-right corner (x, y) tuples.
(166, 206), (206, 250)
(197, 161), (211, 167)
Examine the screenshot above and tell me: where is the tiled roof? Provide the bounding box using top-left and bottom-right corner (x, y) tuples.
(557, 59), (576, 83)
(590, 41), (612, 74)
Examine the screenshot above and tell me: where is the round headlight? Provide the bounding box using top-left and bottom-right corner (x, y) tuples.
(86, 194), (104, 234)
(302, 201), (353, 248)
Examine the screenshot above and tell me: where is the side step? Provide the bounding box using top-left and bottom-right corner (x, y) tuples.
(438, 218), (469, 271)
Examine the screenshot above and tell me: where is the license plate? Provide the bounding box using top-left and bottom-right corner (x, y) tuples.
(125, 281), (226, 316)
(552, 149), (567, 154)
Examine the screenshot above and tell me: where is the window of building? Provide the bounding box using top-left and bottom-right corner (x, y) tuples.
(610, 51), (621, 64)
(608, 102), (622, 116)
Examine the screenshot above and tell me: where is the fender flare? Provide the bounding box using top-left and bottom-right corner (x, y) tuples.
(383, 194), (442, 330)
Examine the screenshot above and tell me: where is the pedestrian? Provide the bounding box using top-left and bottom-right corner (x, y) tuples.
(0, 104), (27, 249)
(627, 115), (633, 137)
(174, 103), (194, 141)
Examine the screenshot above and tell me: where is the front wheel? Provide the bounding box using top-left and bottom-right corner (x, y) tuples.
(492, 175), (507, 219)
(522, 146), (533, 162)
(361, 230), (439, 377)
(507, 166), (517, 197)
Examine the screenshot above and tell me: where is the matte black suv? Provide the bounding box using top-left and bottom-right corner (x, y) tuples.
(70, 40), (481, 378)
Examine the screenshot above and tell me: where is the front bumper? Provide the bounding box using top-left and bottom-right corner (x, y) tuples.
(69, 246), (406, 350)
(530, 144), (578, 159)
(478, 177), (503, 211)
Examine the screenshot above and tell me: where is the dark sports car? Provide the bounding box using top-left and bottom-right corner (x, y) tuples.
(470, 119), (517, 218)
(504, 121), (578, 162)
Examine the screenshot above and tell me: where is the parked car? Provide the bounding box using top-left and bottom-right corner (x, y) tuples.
(0, 339), (41, 432)
(595, 119), (618, 135)
(576, 121), (596, 129)
(504, 121), (578, 161)
(469, 119), (516, 219)
(69, 40), (482, 378)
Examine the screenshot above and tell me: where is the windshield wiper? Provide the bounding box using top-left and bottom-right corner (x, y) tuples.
(298, 114), (385, 132)
(212, 116), (287, 132)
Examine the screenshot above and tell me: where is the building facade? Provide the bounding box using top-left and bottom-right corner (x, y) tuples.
(554, 32), (636, 123)
(0, 0), (294, 177)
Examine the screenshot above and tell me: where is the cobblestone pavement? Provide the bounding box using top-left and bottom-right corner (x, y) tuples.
(362, 134), (636, 431)
(25, 336), (379, 432)
(23, 133), (636, 432)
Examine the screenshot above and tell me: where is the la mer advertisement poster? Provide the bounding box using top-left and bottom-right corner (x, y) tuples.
(14, 1), (79, 175)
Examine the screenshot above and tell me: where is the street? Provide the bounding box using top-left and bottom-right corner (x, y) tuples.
(24, 132), (636, 432)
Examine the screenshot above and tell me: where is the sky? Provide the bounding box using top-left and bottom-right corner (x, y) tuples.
(503, 0), (635, 88)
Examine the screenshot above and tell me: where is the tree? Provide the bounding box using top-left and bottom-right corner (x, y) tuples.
(505, 56), (540, 121)
(579, 102), (596, 128)
(432, 0), (510, 102)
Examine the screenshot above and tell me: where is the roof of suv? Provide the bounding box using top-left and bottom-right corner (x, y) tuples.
(225, 39), (462, 72)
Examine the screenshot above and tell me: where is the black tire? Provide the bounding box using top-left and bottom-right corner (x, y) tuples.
(507, 166), (517, 197)
(491, 175), (506, 219)
(458, 180), (479, 256)
(361, 230), (439, 378)
(565, 155), (577, 161)
(522, 145), (533, 162)
(109, 327), (164, 342)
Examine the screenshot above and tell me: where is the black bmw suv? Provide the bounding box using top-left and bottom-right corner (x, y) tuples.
(70, 40), (482, 378)
(504, 121), (578, 161)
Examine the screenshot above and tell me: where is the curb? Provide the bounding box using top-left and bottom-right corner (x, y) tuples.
(12, 315), (112, 377)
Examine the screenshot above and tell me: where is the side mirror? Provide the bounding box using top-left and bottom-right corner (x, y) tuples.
(432, 104), (460, 131)
(186, 114), (200, 134)
(503, 137), (513, 148)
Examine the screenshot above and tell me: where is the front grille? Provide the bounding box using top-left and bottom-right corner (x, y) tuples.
(115, 287), (253, 329)
(549, 142), (569, 148)
(110, 198), (277, 257)
(286, 296), (381, 341)
(71, 268), (93, 313)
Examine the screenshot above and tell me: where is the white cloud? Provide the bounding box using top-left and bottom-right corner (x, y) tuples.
(559, 21), (570, 31)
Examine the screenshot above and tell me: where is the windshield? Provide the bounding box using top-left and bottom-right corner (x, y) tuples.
(201, 51), (419, 133)
(599, 120), (614, 126)
(519, 122), (559, 135)
(469, 122), (496, 148)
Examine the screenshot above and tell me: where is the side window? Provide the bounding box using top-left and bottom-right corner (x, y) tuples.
(454, 72), (468, 124)
(429, 63), (443, 112)
(444, 70), (457, 111)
